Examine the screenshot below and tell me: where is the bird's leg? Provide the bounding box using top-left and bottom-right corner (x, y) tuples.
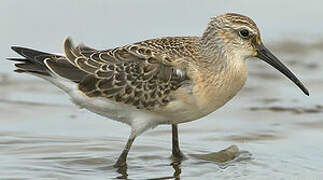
(171, 124), (185, 160)
(114, 134), (136, 168)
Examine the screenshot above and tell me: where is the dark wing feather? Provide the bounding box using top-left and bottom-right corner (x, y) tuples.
(8, 46), (56, 76)
(63, 37), (190, 110)
(44, 58), (88, 82)
(8, 46), (88, 82)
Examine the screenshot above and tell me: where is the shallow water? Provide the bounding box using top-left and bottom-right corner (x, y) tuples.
(1, 0), (323, 179)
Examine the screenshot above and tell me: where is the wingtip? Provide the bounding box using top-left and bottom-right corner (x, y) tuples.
(10, 46), (24, 53)
(14, 69), (26, 73)
(6, 57), (15, 61)
(7, 46), (28, 61)
(6, 57), (27, 61)
(11, 46), (18, 51)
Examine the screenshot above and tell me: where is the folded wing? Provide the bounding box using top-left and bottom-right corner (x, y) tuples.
(61, 38), (191, 110)
(8, 37), (191, 110)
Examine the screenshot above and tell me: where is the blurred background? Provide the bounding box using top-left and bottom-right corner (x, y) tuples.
(0, 0), (322, 179)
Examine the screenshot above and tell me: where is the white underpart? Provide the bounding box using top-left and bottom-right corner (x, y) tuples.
(34, 72), (167, 137)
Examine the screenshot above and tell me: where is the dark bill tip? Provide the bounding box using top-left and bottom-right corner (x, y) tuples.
(256, 43), (309, 96)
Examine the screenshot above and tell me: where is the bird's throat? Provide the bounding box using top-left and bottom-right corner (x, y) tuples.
(191, 58), (248, 113)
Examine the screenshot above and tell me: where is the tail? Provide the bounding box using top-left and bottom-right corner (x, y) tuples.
(8, 46), (55, 76)
(7, 45), (87, 82)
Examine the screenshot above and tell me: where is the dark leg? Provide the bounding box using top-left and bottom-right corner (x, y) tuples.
(171, 124), (185, 160)
(114, 135), (136, 167)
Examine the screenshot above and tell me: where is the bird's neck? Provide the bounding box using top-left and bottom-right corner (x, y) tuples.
(198, 33), (230, 69)
(189, 45), (248, 114)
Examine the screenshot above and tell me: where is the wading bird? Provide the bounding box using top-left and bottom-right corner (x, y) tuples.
(6, 13), (309, 167)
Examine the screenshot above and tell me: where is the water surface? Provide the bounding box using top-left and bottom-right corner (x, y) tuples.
(1, 0), (323, 179)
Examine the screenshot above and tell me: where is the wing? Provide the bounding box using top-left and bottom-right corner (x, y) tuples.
(62, 37), (191, 110)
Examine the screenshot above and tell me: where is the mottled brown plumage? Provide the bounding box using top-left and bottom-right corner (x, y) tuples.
(62, 37), (195, 110)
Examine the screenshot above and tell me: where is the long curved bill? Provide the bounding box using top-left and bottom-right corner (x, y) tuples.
(256, 43), (309, 96)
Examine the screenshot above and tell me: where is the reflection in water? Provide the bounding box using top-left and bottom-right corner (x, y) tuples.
(171, 161), (182, 180)
(103, 145), (250, 179)
(114, 157), (183, 179)
(116, 165), (128, 179)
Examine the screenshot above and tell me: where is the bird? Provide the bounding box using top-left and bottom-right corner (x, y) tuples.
(6, 13), (309, 167)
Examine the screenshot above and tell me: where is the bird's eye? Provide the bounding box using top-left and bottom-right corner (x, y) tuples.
(239, 29), (250, 39)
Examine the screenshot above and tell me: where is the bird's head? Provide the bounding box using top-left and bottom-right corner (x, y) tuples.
(200, 13), (309, 96)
